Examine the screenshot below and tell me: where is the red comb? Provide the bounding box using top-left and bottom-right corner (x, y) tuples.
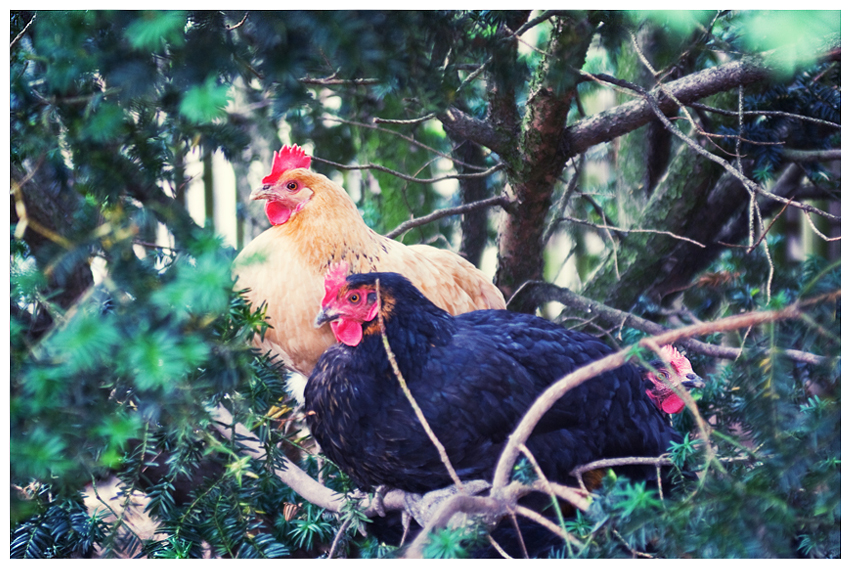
(660, 345), (693, 375)
(321, 261), (350, 306)
(262, 144), (312, 185)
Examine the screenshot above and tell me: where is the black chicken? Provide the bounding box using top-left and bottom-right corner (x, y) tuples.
(306, 269), (695, 495)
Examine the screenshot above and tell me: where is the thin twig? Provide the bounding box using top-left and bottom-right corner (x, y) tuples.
(11, 173), (74, 249)
(782, 148), (842, 162)
(319, 114), (492, 172)
(803, 210), (841, 242)
(311, 154), (503, 185)
(736, 83), (757, 249)
(518, 444), (572, 554)
(612, 527), (654, 558)
(11, 13), (37, 49)
(508, 513), (529, 559)
(225, 12), (248, 31)
(543, 156), (584, 244)
(375, 279), (465, 490)
(300, 76), (381, 86)
(746, 198), (793, 254)
(513, 10), (560, 38)
(583, 70), (839, 223)
(487, 535), (514, 559)
(578, 192), (619, 279)
(327, 515), (353, 559)
(374, 113), (436, 125)
(509, 281), (833, 366)
(557, 215), (706, 248)
(515, 506), (583, 547)
(87, 476), (144, 556)
(385, 194), (512, 240)
(491, 290), (840, 490)
(571, 455), (673, 489)
(688, 102), (842, 130)
(455, 55), (493, 94)
(506, 26), (553, 58)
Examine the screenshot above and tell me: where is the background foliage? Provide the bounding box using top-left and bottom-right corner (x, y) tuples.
(10, 10), (840, 558)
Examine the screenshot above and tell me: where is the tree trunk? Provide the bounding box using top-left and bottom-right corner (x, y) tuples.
(581, 140), (725, 310)
(449, 137), (491, 266)
(495, 17), (595, 300)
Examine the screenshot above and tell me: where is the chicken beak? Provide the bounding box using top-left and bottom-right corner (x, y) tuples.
(680, 373), (705, 389)
(314, 307), (340, 328)
(249, 186), (275, 201)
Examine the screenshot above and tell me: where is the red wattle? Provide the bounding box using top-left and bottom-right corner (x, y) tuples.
(265, 201), (293, 225)
(661, 396), (685, 414)
(331, 319), (363, 347)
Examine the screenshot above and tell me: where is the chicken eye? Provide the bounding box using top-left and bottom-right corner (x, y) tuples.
(657, 370), (669, 379)
(348, 293), (360, 303)
(286, 181), (298, 191)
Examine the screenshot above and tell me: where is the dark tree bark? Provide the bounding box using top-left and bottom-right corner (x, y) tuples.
(581, 141), (725, 310)
(494, 17), (595, 300)
(438, 23), (839, 307)
(448, 138), (491, 266)
(11, 162), (94, 311)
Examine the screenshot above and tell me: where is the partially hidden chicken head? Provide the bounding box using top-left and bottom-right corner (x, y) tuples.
(250, 144), (315, 225)
(315, 266), (396, 347)
(644, 345), (705, 414)
(315, 263), (378, 347)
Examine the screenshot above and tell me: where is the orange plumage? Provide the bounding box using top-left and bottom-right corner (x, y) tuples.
(233, 144), (505, 380)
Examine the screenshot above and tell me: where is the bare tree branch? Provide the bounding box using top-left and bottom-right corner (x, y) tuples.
(311, 154), (503, 185)
(559, 37), (841, 160)
(487, 534), (515, 559)
(300, 75), (381, 86)
(556, 214), (707, 248)
(491, 290), (840, 490)
(11, 12), (37, 49)
(804, 210), (841, 242)
(437, 107), (513, 157)
(585, 67), (840, 224)
(571, 456), (673, 493)
(508, 281), (832, 366)
(209, 404), (414, 518)
(385, 194), (512, 240)
(375, 113), (436, 126)
(404, 494), (500, 558)
(514, 505), (583, 547)
(782, 148), (842, 162)
(320, 114), (492, 172)
(224, 11), (249, 31)
(687, 102), (842, 130)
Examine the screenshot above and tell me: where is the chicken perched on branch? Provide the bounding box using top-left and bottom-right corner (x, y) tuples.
(307, 268), (699, 494)
(233, 145), (505, 381)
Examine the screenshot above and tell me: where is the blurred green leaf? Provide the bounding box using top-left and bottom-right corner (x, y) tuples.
(84, 103), (125, 142)
(739, 11), (840, 72)
(628, 10), (716, 38)
(122, 327), (194, 392)
(179, 75), (231, 124)
(125, 10), (187, 52)
(11, 427), (73, 482)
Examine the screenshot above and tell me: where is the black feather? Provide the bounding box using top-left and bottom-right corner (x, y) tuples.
(305, 272), (681, 493)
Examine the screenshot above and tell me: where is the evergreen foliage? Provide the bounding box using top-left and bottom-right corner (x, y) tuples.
(10, 10), (839, 558)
